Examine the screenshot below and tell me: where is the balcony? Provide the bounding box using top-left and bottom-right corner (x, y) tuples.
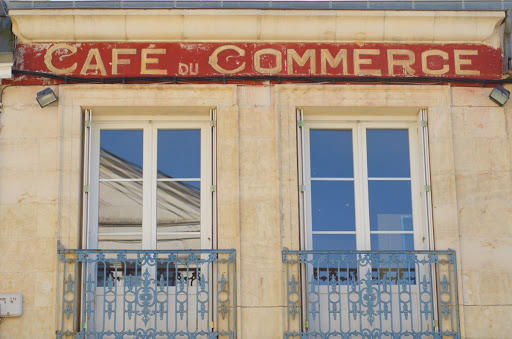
(57, 249), (236, 339)
(283, 250), (460, 338)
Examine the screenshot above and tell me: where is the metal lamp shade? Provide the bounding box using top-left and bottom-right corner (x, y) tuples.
(489, 85), (510, 107)
(36, 88), (58, 108)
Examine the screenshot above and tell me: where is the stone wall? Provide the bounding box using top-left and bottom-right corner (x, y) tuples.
(0, 84), (511, 338)
(450, 87), (512, 338)
(0, 85), (59, 337)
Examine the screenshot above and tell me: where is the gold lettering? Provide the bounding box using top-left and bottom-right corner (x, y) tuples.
(454, 50), (480, 76)
(354, 49), (381, 76)
(421, 50), (449, 75)
(44, 43), (77, 75)
(189, 63), (199, 75)
(320, 49), (348, 75)
(178, 63), (189, 75)
(178, 63), (199, 76)
(112, 48), (136, 75)
(254, 48), (282, 74)
(387, 49), (415, 76)
(208, 45), (246, 74)
(287, 49), (316, 75)
(141, 48), (167, 75)
(80, 48), (107, 76)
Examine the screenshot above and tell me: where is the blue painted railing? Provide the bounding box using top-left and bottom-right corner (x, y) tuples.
(283, 250), (459, 338)
(57, 249), (236, 339)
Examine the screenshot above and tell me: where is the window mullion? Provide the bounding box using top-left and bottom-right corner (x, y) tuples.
(420, 109), (434, 251)
(296, 109), (310, 334)
(88, 122), (101, 250)
(82, 109), (92, 249)
(209, 108), (217, 332)
(297, 109), (308, 251)
(144, 122), (155, 250)
(210, 108), (217, 250)
(303, 118), (314, 251)
(356, 124), (371, 251)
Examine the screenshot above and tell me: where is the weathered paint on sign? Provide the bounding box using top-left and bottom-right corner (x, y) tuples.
(13, 42), (502, 82)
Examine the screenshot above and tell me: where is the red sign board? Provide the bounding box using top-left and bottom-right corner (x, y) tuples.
(13, 42), (502, 82)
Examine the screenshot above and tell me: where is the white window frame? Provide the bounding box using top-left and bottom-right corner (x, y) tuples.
(299, 111), (431, 252)
(85, 113), (214, 251)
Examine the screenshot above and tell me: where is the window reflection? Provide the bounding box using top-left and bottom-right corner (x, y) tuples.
(98, 130), (144, 250)
(308, 127), (417, 253)
(156, 129), (201, 250)
(157, 130), (200, 178)
(310, 129), (353, 178)
(98, 181), (143, 250)
(313, 234), (356, 251)
(96, 128), (203, 251)
(100, 130), (143, 179)
(311, 181), (355, 232)
(370, 234), (414, 251)
(368, 181), (413, 232)
(366, 129), (410, 178)
(157, 181), (200, 250)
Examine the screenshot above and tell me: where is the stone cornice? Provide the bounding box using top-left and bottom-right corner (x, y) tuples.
(10, 9), (505, 47)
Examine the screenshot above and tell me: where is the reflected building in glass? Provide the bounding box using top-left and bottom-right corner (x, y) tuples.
(97, 148), (201, 250)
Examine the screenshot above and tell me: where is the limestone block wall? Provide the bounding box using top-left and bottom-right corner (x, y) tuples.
(0, 85), (60, 338)
(449, 87), (512, 338)
(0, 83), (511, 338)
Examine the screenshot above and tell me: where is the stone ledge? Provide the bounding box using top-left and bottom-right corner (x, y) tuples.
(0, 62), (13, 79)
(9, 9), (504, 47)
(0, 53), (13, 79)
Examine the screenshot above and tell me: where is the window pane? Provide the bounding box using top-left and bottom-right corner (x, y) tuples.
(311, 181), (355, 232)
(313, 234), (356, 251)
(370, 234), (414, 251)
(98, 181), (142, 250)
(156, 181), (201, 250)
(369, 180), (413, 231)
(157, 129), (200, 179)
(310, 129), (353, 178)
(100, 130), (143, 179)
(367, 129), (410, 178)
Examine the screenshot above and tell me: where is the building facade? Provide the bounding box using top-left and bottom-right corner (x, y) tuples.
(0, 2), (511, 338)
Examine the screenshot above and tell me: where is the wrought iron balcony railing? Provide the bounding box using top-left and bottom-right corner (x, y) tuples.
(283, 250), (460, 338)
(57, 249), (236, 339)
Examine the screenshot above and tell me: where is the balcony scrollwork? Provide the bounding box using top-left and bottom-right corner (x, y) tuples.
(283, 250), (460, 338)
(57, 249), (236, 339)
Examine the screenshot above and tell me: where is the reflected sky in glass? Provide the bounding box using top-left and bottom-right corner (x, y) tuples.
(100, 130), (143, 170)
(310, 129), (353, 178)
(312, 181), (355, 232)
(158, 130), (200, 179)
(313, 234), (356, 251)
(369, 181), (412, 231)
(371, 234), (414, 251)
(367, 129), (410, 178)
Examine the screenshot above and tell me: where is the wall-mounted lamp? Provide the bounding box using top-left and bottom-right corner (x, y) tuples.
(489, 85), (510, 107)
(36, 88), (58, 108)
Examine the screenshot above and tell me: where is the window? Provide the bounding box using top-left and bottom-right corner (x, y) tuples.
(288, 109), (454, 337)
(84, 111), (214, 251)
(67, 108), (235, 338)
(299, 110), (430, 252)
(81, 110), (217, 330)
